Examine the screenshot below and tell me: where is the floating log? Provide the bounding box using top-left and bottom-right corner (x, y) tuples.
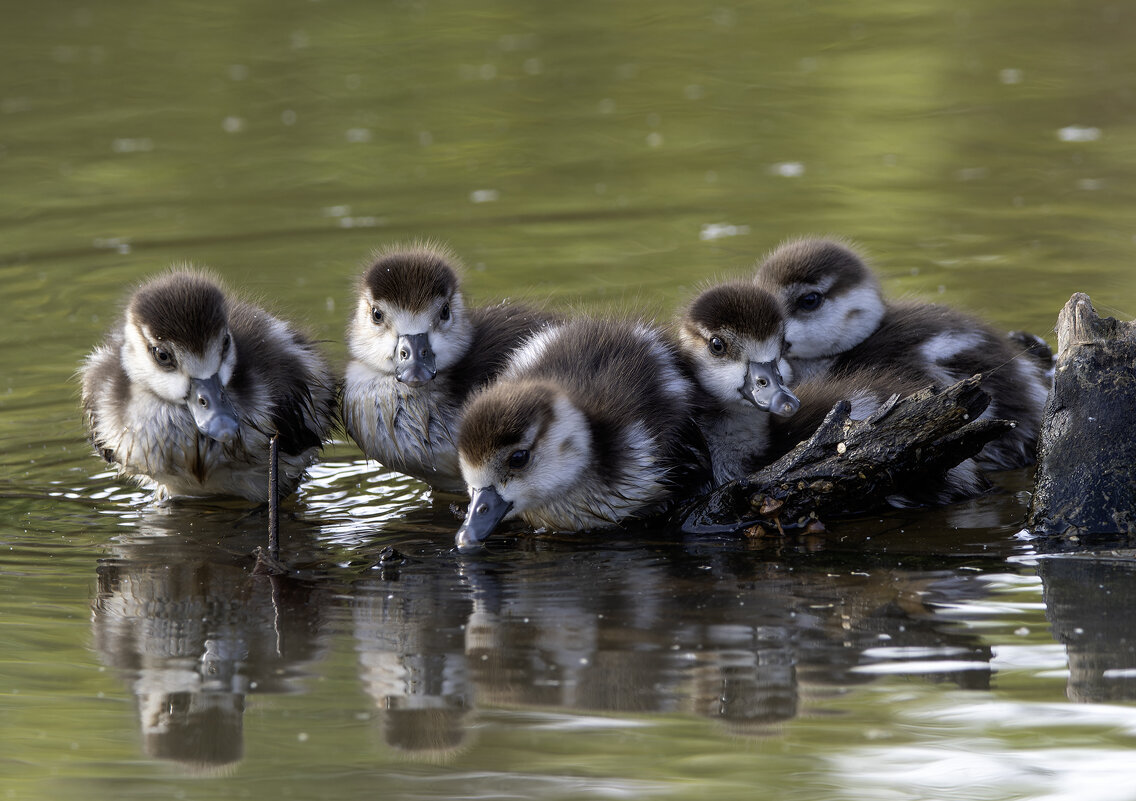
(679, 375), (1012, 535)
(1028, 293), (1136, 539)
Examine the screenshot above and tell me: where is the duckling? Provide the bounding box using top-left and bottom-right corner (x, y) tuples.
(454, 317), (711, 551)
(342, 243), (552, 492)
(676, 282), (801, 485)
(676, 282), (984, 501)
(755, 237), (1050, 470)
(80, 269), (336, 502)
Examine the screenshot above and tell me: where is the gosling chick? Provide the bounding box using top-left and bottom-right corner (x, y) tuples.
(676, 282), (800, 485)
(342, 243), (552, 492)
(755, 237), (1050, 470)
(80, 269), (336, 502)
(454, 317), (711, 551)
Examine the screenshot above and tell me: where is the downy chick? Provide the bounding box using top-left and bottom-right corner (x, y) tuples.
(676, 282), (800, 485)
(81, 269), (336, 502)
(454, 317), (711, 551)
(343, 243), (552, 492)
(755, 237), (1050, 470)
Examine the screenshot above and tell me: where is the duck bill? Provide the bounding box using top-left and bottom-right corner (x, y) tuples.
(188, 374), (240, 443)
(741, 360), (800, 417)
(455, 486), (513, 552)
(395, 332), (437, 387)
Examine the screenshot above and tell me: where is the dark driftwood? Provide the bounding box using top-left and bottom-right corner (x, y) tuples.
(1028, 293), (1136, 539)
(679, 375), (1013, 536)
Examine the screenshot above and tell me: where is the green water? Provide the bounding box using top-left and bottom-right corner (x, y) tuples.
(4, 1), (1136, 799)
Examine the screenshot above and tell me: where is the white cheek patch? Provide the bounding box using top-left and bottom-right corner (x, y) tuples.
(430, 294), (474, 372)
(684, 329), (781, 405)
(785, 284), (885, 359)
(503, 397), (591, 514)
(696, 357), (748, 405)
(122, 317), (191, 403)
(347, 297), (401, 373)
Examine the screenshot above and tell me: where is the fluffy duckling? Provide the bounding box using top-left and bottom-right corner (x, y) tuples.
(80, 270), (336, 502)
(454, 318), (711, 551)
(676, 281), (983, 501)
(676, 282), (801, 485)
(755, 237), (1050, 470)
(342, 244), (552, 492)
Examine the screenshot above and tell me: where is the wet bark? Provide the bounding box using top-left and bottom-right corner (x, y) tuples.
(1028, 293), (1136, 539)
(679, 376), (1012, 536)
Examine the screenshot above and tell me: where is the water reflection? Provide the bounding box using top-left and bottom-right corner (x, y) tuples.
(346, 541), (997, 751)
(1039, 556), (1136, 703)
(91, 511), (331, 771)
(352, 569), (473, 754)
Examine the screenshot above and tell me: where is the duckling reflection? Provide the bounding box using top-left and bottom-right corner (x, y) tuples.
(1038, 557), (1136, 703)
(80, 269), (337, 502)
(456, 548), (994, 733)
(351, 572), (473, 756)
(91, 518), (330, 770)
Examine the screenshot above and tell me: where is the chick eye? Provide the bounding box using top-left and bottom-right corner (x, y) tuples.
(708, 336), (727, 356)
(507, 449), (530, 470)
(371, 306), (384, 325)
(796, 291), (824, 312)
(150, 345), (175, 369)
(440, 303), (451, 322)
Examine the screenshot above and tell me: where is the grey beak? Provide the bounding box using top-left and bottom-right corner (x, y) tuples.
(741, 360), (800, 417)
(395, 333), (437, 387)
(188, 374), (240, 443)
(455, 486), (513, 552)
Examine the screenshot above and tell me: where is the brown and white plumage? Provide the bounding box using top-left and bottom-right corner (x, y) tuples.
(80, 269), (336, 502)
(676, 282), (800, 485)
(342, 243), (552, 492)
(455, 317), (711, 551)
(755, 237), (1050, 470)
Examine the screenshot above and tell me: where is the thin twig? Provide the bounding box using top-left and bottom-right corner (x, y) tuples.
(268, 432), (280, 559)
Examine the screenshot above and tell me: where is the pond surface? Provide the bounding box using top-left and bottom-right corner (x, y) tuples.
(4, 1), (1136, 799)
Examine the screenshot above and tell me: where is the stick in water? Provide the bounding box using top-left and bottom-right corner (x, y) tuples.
(268, 432), (280, 559)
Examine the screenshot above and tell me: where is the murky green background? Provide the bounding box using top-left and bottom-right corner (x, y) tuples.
(4, 1), (1136, 799)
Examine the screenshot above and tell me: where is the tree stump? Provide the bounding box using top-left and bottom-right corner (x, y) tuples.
(679, 376), (1012, 535)
(1028, 293), (1136, 539)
